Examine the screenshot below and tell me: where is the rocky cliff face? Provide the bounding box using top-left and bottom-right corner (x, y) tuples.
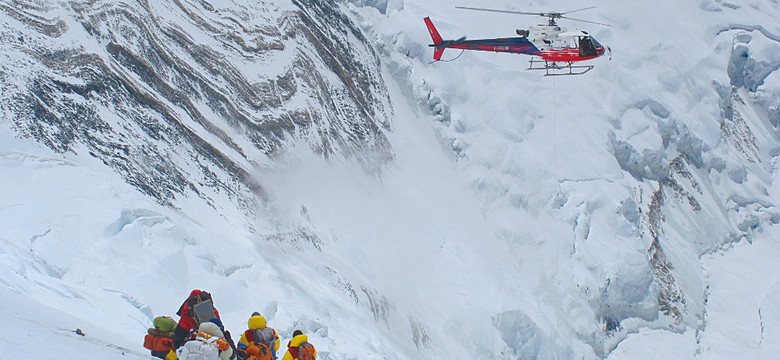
(1, 0), (392, 213)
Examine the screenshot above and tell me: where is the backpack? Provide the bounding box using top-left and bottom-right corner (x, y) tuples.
(193, 299), (216, 325)
(144, 316), (177, 357)
(143, 331), (173, 352)
(179, 336), (226, 360)
(243, 328), (276, 360)
(251, 344), (273, 360)
(298, 342), (315, 360)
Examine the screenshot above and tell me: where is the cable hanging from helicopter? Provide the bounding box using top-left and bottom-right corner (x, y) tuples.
(424, 6), (612, 76)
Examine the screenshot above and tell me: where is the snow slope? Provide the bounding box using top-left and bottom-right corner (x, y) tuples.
(2, 0), (780, 359)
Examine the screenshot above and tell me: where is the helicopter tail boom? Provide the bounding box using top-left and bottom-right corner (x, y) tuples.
(424, 17), (546, 61)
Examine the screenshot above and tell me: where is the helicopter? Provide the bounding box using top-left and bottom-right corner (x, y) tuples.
(424, 6), (611, 76)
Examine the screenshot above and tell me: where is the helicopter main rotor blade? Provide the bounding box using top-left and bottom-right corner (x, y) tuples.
(560, 15), (611, 27)
(456, 5), (610, 26)
(561, 6), (597, 15)
(455, 6), (544, 17)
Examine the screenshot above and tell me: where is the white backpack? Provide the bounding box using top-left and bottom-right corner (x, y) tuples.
(178, 337), (222, 360)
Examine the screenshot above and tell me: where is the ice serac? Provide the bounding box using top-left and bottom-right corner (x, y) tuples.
(0, 0), (392, 214)
(601, 19), (780, 358)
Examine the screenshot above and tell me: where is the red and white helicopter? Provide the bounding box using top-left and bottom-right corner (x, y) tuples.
(424, 6), (611, 76)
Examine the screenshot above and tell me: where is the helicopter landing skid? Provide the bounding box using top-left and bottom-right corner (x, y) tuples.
(528, 58), (594, 76)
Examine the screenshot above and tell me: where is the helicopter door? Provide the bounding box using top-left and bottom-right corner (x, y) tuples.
(578, 36), (597, 57)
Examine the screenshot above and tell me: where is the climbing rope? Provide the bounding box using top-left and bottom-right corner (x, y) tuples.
(551, 75), (562, 359)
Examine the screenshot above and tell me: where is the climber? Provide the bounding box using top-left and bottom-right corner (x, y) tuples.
(173, 289), (222, 348)
(281, 330), (316, 360)
(237, 312), (280, 360)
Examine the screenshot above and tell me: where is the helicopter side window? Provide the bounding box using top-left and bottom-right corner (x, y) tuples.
(579, 36), (597, 57)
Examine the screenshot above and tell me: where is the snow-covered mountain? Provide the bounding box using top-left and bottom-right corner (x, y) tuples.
(1, 0), (780, 359)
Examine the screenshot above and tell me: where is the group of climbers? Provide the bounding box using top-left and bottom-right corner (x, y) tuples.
(144, 289), (317, 360)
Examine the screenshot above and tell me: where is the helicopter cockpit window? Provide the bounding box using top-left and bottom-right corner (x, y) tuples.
(579, 36), (597, 57)
(590, 37), (603, 48)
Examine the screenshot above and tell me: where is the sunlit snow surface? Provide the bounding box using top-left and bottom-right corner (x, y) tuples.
(2, 0), (780, 359)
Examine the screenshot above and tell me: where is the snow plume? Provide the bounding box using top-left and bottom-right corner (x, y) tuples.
(2, 0), (780, 359)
